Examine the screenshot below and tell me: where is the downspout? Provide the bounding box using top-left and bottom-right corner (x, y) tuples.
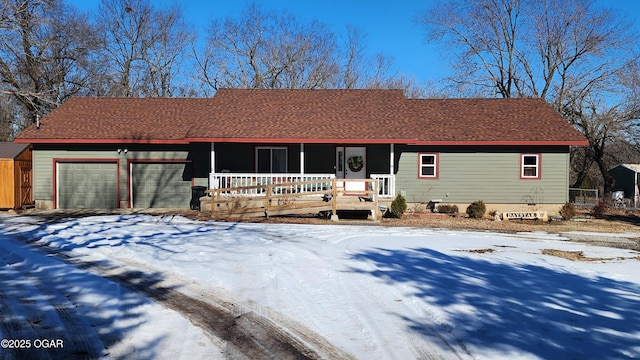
(300, 143), (305, 175)
(390, 143), (394, 175)
(635, 170), (638, 209)
(210, 142), (216, 188)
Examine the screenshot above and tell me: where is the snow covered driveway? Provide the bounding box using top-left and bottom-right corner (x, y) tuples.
(1, 214), (639, 359)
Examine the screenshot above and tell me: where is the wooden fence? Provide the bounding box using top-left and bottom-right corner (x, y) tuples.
(207, 178), (380, 220)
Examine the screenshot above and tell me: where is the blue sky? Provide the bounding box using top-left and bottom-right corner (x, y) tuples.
(70, 0), (640, 84)
(178, 0), (447, 81)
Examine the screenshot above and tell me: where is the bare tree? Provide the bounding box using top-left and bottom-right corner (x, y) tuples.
(0, 0), (97, 131)
(195, 3), (429, 98)
(562, 58), (640, 193)
(419, 0), (640, 194)
(0, 95), (16, 141)
(143, 8), (195, 97)
(619, 59), (640, 123)
(338, 25), (368, 89)
(358, 53), (427, 98)
(95, 0), (194, 97)
(196, 2), (340, 92)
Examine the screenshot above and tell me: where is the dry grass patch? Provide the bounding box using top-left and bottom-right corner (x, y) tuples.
(541, 249), (605, 261)
(541, 249), (640, 262)
(464, 248), (495, 254)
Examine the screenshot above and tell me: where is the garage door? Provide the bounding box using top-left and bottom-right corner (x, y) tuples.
(131, 162), (192, 208)
(58, 162), (118, 209)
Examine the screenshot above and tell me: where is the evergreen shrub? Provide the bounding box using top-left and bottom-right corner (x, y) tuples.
(390, 193), (407, 218)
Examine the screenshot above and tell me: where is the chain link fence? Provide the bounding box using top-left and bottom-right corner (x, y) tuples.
(569, 188), (599, 207)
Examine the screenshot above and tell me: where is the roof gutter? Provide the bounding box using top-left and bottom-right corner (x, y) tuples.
(411, 140), (589, 146)
(13, 138), (190, 145)
(14, 137), (588, 146)
(185, 137), (420, 144)
(187, 137), (588, 146)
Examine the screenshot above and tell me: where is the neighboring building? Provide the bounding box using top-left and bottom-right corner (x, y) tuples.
(608, 164), (640, 208)
(14, 89), (587, 213)
(0, 142), (33, 209)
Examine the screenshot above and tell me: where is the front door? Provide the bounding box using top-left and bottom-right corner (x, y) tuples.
(344, 146), (366, 192)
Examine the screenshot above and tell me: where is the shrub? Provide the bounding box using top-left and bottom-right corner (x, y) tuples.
(559, 202), (576, 220)
(390, 193), (407, 218)
(437, 204), (459, 214)
(591, 201), (607, 219)
(411, 202), (426, 214)
(466, 200), (486, 219)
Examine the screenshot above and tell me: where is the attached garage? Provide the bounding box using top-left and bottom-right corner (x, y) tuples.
(57, 161), (119, 209)
(130, 161), (193, 208)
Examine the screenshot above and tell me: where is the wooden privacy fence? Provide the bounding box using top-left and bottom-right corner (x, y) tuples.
(207, 178), (380, 220)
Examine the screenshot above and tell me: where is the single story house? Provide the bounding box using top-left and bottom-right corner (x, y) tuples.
(14, 89), (587, 213)
(608, 164), (640, 208)
(0, 142), (33, 209)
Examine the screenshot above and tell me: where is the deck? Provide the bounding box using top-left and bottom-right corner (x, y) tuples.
(205, 178), (383, 220)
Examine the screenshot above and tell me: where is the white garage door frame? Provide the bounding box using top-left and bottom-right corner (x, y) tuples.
(54, 158), (120, 209)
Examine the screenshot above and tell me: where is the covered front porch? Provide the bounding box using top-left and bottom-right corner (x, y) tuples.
(208, 142), (397, 198)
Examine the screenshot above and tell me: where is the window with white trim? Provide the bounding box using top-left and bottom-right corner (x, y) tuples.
(256, 147), (287, 173)
(521, 154), (540, 179)
(419, 153), (438, 178)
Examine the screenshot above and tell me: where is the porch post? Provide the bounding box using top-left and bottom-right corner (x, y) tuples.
(210, 142), (216, 173)
(389, 143), (394, 175)
(635, 171), (638, 209)
(300, 143), (305, 174)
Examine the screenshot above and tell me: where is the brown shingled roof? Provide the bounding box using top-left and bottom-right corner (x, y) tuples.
(187, 89), (414, 142)
(405, 98), (588, 144)
(15, 89), (587, 146)
(16, 97), (211, 144)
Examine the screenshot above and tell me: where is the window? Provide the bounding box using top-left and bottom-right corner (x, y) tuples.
(521, 154), (540, 179)
(256, 147), (287, 173)
(419, 153), (438, 179)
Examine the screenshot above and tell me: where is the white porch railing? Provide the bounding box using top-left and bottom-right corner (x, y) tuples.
(210, 173), (335, 196)
(209, 172), (396, 198)
(371, 174), (395, 198)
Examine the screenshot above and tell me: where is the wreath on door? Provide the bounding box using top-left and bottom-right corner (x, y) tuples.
(347, 156), (364, 172)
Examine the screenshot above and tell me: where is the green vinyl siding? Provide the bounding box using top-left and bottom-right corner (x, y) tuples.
(31, 144), (209, 208)
(32, 150), (122, 202)
(395, 150), (569, 204)
(32, 143), (572, 207)
(32, 150), (53, 201)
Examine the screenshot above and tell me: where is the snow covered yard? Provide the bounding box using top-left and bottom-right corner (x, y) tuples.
(1, 214), (639, 359)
